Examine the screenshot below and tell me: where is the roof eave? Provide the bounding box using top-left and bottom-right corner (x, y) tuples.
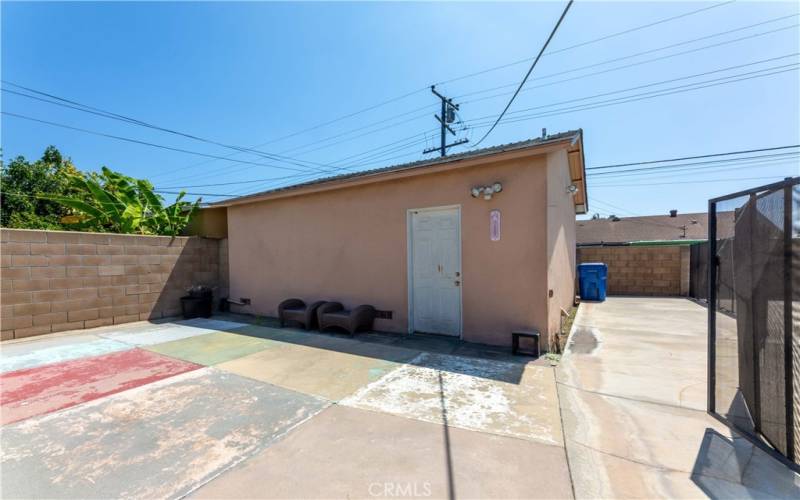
(212, 132), (582, 208)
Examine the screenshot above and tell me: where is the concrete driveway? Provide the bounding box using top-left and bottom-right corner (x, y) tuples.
(1, 317), (571, 499)
(557, 297), (800, 499)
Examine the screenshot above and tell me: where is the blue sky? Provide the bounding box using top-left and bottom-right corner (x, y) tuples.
(2, 1), (798, 218)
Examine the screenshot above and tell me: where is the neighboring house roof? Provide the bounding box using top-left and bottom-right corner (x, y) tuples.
(212, 130), (587, 213)
(576, 211), (735, 245)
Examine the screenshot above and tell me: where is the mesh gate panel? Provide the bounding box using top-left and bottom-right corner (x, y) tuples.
(709, 178), (798, 465)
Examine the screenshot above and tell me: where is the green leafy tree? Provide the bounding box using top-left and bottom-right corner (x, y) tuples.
(1, 146), (199, 236)
(0, 146), (83, 230)
(58, 167), (199, 236)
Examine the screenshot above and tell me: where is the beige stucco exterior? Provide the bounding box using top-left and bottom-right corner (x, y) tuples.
(217, 135), (586, 348)
(185, 206), (228, 239)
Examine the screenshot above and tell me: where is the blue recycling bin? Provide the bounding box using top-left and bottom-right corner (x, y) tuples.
(578, 263), (608, 302)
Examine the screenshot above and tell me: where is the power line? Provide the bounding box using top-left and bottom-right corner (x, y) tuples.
(588, 144), (800, 170)
(0, 111), (316, 173)
(435, 0), (737, 86)
(489, 56), (799, 125)
(471, 0), (574, 147)
(171, 2), (763, 183)
(166, 43), (799, 189)
(455, 17), (799, 105)
(14, 22), (792, 199)
(589, 151), (800, 176)
(183, 0), (738, 174)
(461, 64), (798, 131)
(214, 63), (799, 199)
(590, 175), (793, 188)
(589, 158), (800, 182)
(1, 81), (334, 173)
(169, 48), (798, 189)
(152, 11), (794, 186)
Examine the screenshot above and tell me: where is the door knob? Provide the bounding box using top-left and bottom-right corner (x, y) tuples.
(454, 280), (461, 286)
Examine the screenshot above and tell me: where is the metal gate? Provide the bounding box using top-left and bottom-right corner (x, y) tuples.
(689, 241), (709, 301)
(708, 177), (799, 466)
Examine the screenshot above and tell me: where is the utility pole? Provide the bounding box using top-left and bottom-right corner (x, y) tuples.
(423, 85), (468, 157)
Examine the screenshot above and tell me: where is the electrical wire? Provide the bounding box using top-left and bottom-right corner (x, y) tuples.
(435, 0), (737, 86)
(0, 111), (315, 173)
(171, 0), (739, 177)
(224, 64), (799, 198)
(1, 82), (334, 173)
(588, 144), (800, 170)
(164, 11), (794, 186)
(590, 175), (794, 187)
(588, 159), (800, 184)
(588, 151), (800, 177)
(471, 0), (574, 147)
(459, 65), (799, 131)
(145, 15), (799, 186)
(453, 14), (799, 103)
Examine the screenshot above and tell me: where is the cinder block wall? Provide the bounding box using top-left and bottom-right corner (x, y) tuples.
(1, 229), (226, 340)
(577, 245), (690, 296)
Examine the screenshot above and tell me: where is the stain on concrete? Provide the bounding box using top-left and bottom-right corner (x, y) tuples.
(569, 326), (600, 354)
(0, 337), (132, 374)
(145, 332), (273, 365)
(217, 339), (419, 401)
(0, 368), (328, 499)
(1, 348), (201, 425)
(341, 352), (563, 445)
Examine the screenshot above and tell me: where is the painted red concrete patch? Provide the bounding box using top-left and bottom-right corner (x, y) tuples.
(1, 348), (201, 425)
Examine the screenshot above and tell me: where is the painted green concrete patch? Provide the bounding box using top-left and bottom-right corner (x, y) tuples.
(0, 368), (328, 499)
(228, 324), (358, 350)
(145, 332), (274, 366)
(218, 338), (420, 401)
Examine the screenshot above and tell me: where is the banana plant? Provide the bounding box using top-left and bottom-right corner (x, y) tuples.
(56, 167), (199, 236)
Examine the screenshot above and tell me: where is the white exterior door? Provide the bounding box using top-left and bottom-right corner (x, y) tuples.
(409, 207), (462, 336)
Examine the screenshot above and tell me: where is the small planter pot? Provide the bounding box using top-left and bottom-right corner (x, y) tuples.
(180, 295), (213, 319)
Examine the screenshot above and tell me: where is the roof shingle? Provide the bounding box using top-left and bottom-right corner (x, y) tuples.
(576, 211), (735, 244)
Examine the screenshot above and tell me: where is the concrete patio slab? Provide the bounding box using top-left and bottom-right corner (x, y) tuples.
(98, 318), (249, 347)
(559, 299), (707, 411)
(176, 317), (250, 331)
(0, 334), (131, 374)
(557, 297), (800, 499)
(228, 324), (360, 348)
(218, 337), (420, 401)
(1, 348), (200, 425)
(145, 331), (273, 365)
(192, 405), (573, 499)
(0, 368), (328, 499)
(341, 352), (562, 445)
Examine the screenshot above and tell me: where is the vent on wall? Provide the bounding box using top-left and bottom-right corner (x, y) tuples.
(375, 310), (393, 320)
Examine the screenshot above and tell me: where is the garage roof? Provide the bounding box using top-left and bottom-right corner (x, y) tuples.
(212, 129), (587, 213)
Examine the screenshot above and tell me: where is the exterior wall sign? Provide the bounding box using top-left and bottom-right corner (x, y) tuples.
(490, 209), (501, 241)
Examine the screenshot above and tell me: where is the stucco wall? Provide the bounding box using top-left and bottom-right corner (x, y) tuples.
(546, 150), (578, 346)
(577, 245), (690, 296)
(227, 155), (553, 346)
(186, 207), (228, 239)
(1, 229), (224, 340)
